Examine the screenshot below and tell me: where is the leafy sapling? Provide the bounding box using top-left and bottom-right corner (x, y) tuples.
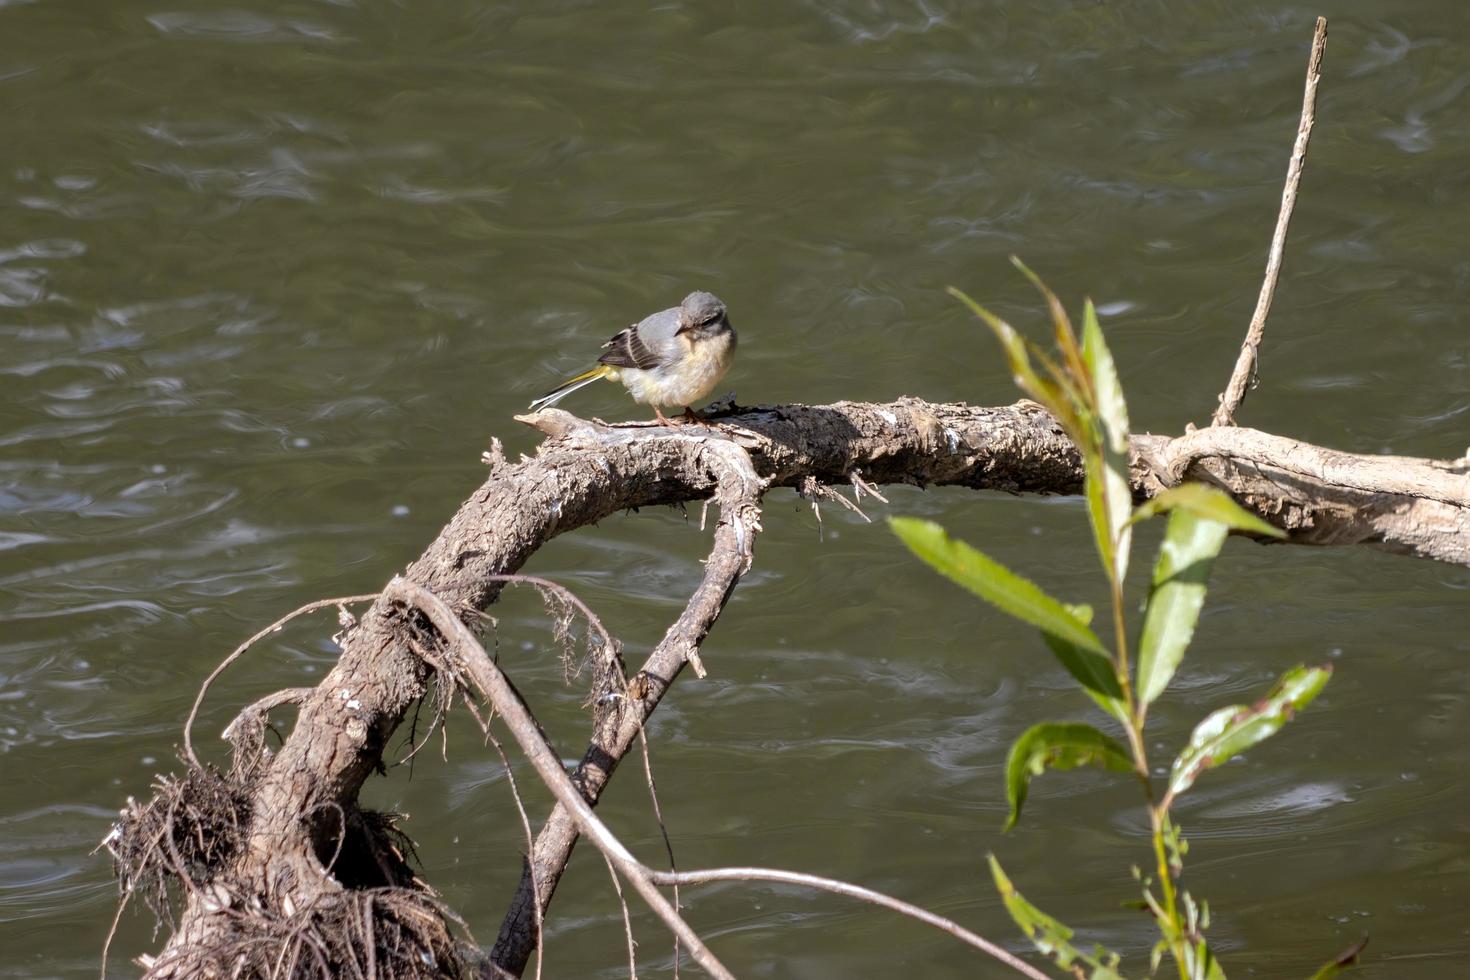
(891, 261), (1346, 980)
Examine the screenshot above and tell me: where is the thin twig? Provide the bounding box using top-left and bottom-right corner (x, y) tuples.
(477, 704), (545, 980)
(603, 855), (639, 980)
(849, 468), (889, 505)
(385, 577), (738, 980)
(182, 593), (380, 769)
(649, 867), (1050, 980)
(484, 574), (617, 649)
(636, 733), (681, 978)
(1212, 16), (1328, 427)
(220, 687), (314, 751)
(99, 886), (129, 980)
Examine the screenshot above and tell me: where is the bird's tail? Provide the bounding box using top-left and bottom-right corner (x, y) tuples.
(528, 365), (612, 411)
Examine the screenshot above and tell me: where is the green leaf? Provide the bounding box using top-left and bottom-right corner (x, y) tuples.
(1168, 664), (1332, 798)
(1011, 257), (1088, 391)
(1191, 940), (1228, 980)
(946, 286), (1087, 440)
(1004, 722), (1133, 831)
(989, 856), (1126, 979)
(1135, 509), (1229, 706)
(1181, 891), (1226, 980)
(1041, 633), (1128, 724)
(1307, 936), (1368, 980)
(1130, 483), (1284, 538)
(1081, 299), (1133, 585)
(890, 517), (1107, 657)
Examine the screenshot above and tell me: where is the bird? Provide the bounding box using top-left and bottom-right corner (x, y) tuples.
(528, 291), (737, 425)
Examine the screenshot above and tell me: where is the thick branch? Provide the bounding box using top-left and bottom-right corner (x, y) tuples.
(1134, 428), (1470, 564)
(142, 398), (1470, 977)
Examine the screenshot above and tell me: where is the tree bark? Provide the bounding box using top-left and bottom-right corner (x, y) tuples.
(114, 398), (1470, 978)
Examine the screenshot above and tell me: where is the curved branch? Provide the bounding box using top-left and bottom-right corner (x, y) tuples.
(649, 867), (1049, 980)
(1134, 427), (1470, 564)
(133, 397), (1470, 979)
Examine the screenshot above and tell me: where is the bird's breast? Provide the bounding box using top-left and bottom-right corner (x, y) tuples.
(622, 330), (735, 407)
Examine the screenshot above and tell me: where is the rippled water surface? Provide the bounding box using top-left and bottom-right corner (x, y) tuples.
(4, 2), (1470, 977)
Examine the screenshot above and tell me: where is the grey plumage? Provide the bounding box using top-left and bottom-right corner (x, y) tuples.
(598, 291), (728, 371)
(529, 291), (735, 415)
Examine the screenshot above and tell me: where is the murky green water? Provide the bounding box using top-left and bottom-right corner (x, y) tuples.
(4, 2), (1470, 977)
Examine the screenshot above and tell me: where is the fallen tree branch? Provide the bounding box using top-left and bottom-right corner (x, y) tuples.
(1212, 15), (1328, 426)
(1134, 427), (1470, 564)
(116, 397), (1470, 979)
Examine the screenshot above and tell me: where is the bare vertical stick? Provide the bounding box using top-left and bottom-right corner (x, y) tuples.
(1212, 16), (1328, 427)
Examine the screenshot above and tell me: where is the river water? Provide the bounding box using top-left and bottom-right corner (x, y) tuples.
(4, 2), (1469, 977)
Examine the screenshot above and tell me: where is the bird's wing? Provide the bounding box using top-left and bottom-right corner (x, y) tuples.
(597, 308), (680, 370)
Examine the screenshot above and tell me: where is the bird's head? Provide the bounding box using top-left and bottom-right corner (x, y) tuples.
(676, 291), (731, 337)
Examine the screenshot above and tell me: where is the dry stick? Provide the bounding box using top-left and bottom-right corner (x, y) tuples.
(648, 868), (1050, 980)
(98, 885), (130, 980)
(602, 854), (640, 980)
(506, 569), (690, 972)
(491, 570), (677, 978)
(390, 578), (1047, 980)
(492, 436), (763, 974)
(1212, 15), (1328, 427)
(478, 708), (545, 980)
(182, 593), (380, 769)
(384, 577), (738, 980)
(635, 737), (682, 979)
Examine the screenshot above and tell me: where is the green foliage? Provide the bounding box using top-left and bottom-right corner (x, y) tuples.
(1135, 509), (1230, 707)
(1128, 483), (1285, 537)
(889, 517), (1107, 656)
(1004, 722), (1133, 831)
(890, 516), (1129, 722)
(1081, 297), (1133, 586)
(1307, 938), (1369, 979)
(1168, 665), (1333, 799)
(895, 265), (1343, 980)
(989, 856), (1125, 980)
(1040, 632), (1128, 724)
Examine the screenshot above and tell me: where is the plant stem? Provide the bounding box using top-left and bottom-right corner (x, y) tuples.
(1106, 551), (1189, 979)
(1107, 575), (1148, 776)
(1150, 805), (1191, 980)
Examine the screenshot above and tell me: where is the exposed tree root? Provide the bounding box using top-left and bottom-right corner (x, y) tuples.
(106, 763), (491, 979)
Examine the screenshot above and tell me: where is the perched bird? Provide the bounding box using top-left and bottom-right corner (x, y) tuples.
(529, 291), (737, 424)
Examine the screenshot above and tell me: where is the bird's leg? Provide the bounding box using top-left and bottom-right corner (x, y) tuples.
(652, 405), (676, 426)
(682, 406), (703, 424)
